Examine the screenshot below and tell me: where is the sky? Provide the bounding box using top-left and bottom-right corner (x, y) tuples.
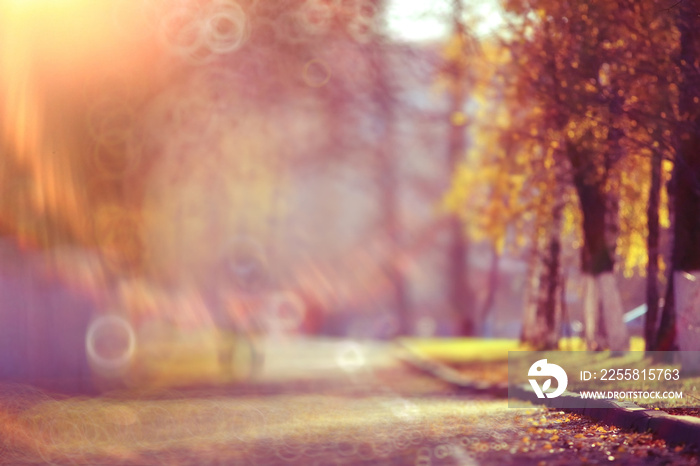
(385, 0), (506, 42)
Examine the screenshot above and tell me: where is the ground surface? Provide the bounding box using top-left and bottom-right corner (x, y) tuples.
(403, 337), (700, 411)
(0, 338), (699, 465)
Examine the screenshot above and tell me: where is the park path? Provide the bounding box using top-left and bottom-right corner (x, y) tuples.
(0, 338), (697, 465)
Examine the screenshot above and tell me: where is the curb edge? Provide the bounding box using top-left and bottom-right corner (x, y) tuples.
(393, 341), (700, 450)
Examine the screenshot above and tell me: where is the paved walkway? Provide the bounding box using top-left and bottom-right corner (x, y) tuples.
(0, 339), (697, 464)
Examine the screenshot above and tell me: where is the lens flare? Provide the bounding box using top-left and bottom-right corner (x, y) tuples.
(85, 315), (136, 376)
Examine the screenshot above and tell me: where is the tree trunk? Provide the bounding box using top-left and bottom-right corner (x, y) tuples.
(670, 0), (700, 372)
(581, 273), (601, 349)
(673, 8), (700, 269)
(521, 240), (542, 344)
(575, 174), (612, 350)
(645, 141), (662, 351)
(535, 201), (563, 349)
(446, 1), (475, 335)
(657, 272), (677, 351)
(571, 148), (629, 351)
(521, 207), (562, 349)
(560, 272), (571, 349)
(448, 217), (474, 335)
(597, 272), (628, 351)
(372, 47), (411, 336)
(479, 246), (500, 334)
(379, 145), (411, 335)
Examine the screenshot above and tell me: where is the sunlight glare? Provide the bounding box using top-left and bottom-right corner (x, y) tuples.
(386, 0), (505, 42)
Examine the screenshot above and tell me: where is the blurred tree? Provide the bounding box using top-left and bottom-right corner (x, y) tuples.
(370, 45), (412, 335)
(244, 0), (421, 334)
(442, 34), (575, 347)
(441, 0), (479, 335)
(659, 0), (700, 360)
(443, 0), (679, 349)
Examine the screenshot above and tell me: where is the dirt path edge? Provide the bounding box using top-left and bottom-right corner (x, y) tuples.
(393, 342), (700, 450)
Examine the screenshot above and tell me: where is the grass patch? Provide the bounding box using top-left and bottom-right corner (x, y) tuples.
(397, 338), (526, 363)
(399, 337), (646, 366)
(397, 336), (700, 409)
